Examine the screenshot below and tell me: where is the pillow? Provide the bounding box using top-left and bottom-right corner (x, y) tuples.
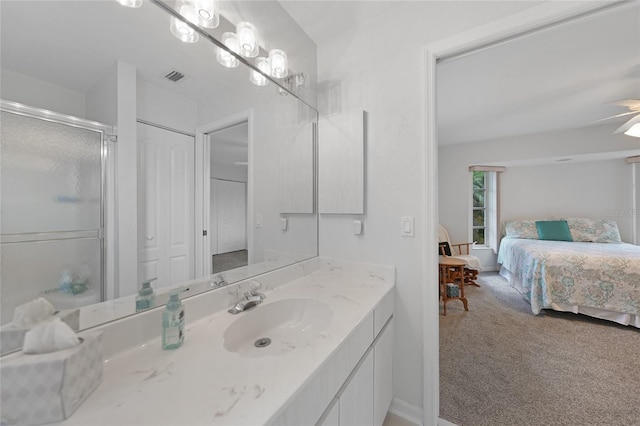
(565, 217), (597, 242)
(593, 219), (622, 243)
(535, 220), (573, 242)
(439, 241), (452, 256)
(504, 220), (539, 239)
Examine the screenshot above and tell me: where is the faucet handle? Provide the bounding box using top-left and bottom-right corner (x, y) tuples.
(249, 280), (262, 293)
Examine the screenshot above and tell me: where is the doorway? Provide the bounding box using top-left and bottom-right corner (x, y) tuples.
(206, 121), (250, 274)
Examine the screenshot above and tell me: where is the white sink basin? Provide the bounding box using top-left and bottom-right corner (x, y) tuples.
(223, 298), (333, 357)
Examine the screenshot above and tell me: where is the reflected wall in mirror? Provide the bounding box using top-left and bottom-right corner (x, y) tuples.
(0, 0), (318, 330)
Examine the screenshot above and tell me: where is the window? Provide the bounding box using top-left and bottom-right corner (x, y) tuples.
(470, 169), (499, 250)
(472, 171), (487, 245)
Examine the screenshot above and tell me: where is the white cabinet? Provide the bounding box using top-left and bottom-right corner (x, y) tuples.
(374, 318), (394, 426)
(339, 349), (374, 426)
(318, 110), (365, 214)
(317, 398), (340, 426)
(314, 313), (393, 426)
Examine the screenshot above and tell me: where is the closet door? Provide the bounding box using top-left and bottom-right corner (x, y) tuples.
(138, 123), (194, 289)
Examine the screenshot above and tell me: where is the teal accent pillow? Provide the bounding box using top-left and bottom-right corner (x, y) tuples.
(535, 220), (573, 242)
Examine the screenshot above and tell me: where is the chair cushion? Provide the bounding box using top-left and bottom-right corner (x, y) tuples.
(535, 220), (573, 242)
(451, 254), (481, 270)
(439, 242), (452, 256)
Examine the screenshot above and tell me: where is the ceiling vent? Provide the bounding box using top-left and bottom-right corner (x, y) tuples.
(164, 70), (185, 83)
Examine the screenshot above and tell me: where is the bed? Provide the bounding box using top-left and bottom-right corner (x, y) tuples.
(497, 218), (640, 328)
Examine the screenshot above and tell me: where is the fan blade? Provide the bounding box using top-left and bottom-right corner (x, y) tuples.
(592, 110), (640, 123)
(613, 113), (640, 134)
(609, 99), (640, 110)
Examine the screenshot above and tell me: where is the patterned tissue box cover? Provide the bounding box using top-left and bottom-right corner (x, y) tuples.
(0, 330), (103, 425)
(446, 283), (460, 298)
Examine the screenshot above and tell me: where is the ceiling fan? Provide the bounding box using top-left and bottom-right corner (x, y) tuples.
(599, 99), (640, 137)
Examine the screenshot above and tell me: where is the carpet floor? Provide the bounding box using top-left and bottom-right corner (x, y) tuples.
(212, 250), (248, 274)
(439, 272), (640, 426)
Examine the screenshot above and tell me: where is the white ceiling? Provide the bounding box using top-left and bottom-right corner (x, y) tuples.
(280, 1), (640, 146)
(437, 2), (640, 145)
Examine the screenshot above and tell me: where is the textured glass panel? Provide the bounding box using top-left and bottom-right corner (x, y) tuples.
(0, 238), (101, 324)
(1, 111), (102, 234)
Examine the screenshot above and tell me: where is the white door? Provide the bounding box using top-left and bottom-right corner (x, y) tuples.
(215, 179), (246, 254)
(138, 123), (195, 289)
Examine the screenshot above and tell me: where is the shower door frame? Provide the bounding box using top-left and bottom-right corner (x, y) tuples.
(0, 100), (115, 303)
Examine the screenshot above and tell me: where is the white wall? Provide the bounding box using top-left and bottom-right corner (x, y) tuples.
(137, 79), (197, 133)
(439, 124), (640, 269)
(314, 0), (545, 416)
(1, 68), (86, 117)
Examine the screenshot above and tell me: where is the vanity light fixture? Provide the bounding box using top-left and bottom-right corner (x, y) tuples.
(116, 0), (142, 8)
(216, 32), (240, 68)
(192, 0), (219, 29)
(268, 49), (288, 79)
(236, 22), (260, 58)
(250, 57), (270, 86)
(170, 4), (200, 43)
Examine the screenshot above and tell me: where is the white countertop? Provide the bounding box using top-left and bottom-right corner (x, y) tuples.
(57, 267), (394, 425)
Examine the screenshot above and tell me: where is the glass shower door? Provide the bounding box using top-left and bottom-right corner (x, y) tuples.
(0, 106), (108, 325)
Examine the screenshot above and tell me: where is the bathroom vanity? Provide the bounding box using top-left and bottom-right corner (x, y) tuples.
(54, 258), (394, 425)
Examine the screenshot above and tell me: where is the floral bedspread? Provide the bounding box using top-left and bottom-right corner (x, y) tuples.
(497, 238), (640, 315)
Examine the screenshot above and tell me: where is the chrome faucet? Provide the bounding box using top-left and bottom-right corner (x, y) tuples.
(228, 281), (265, 314)
(211, 274), (227, 289)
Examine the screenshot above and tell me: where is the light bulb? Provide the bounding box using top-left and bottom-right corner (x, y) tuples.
(268, 49), (288, 79)
(250, 57), (270, 86)
(236, 22), (259, 58)
(170, 5), (200, 43)
(192, 0), (219, 28)
(217, 33), (240, 68)
(116, 0), (142, 8)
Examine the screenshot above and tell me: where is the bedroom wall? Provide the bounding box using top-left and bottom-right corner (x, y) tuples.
(501, 159), (634, 241)
(439, 123), (640, 269)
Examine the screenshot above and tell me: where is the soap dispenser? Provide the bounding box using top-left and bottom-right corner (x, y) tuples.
(135, 278), (157, 312)
(162, 291), (184, 350)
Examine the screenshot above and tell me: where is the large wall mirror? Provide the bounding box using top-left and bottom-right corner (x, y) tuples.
(0, 0), (318, 331)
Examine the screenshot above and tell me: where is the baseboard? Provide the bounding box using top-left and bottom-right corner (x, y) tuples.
(389, 397), (423, 425)
(389, 397), (459, 426)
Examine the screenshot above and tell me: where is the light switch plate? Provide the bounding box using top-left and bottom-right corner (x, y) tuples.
(256, 214), (263, 228)
(281, 217), (288, 231)
(401, 216), (414, 237)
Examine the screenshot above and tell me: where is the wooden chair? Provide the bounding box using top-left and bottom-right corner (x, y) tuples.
(438, 224), (481, 286)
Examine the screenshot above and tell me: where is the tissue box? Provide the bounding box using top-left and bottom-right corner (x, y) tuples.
(446, 283), (460, 298)
(0, 330), (103, 425)
(0, 309), (80, 355)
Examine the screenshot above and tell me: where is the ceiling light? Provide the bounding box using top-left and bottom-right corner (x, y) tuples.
(192, 0), (219, 28)
(250, 57), (270, 86)
(268, 49), (288, 79)
(217, 32), (240, 68)
(236, 22), (259, 58)
(170, 5), (200, 44)
(116, 0), (142, 8)
(624, 122), (640, 138)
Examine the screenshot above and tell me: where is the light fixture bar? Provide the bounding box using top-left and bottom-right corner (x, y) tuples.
(148, 0), (313, 107)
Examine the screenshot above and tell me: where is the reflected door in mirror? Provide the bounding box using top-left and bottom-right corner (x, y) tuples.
(137, 123), (195, 291)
